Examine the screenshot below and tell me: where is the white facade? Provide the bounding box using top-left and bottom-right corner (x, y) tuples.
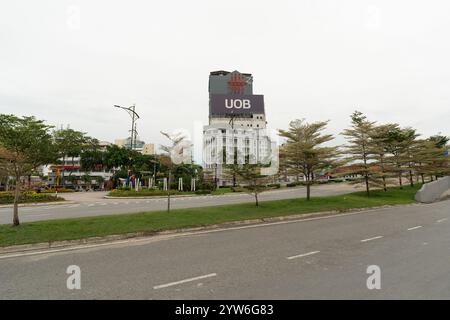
(46, 156), (113, 189)
(203, 124), (274, 185)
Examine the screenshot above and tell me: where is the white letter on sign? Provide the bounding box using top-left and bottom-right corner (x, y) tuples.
(243, 99), (251, 109)
(234, 99), (242, 109)
(225, 99), (233, 109)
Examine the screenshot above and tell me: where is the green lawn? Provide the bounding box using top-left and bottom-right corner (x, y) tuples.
(0, 185), (420, 247)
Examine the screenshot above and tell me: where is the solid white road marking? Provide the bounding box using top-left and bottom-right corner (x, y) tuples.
(153, 273), (217, 290)
(361, 236), (383, 242)
(87, 204), (95, 207)
(287, 251), (320, 260)
(437, 218), (447, 223)
(407, 225), (422, 231)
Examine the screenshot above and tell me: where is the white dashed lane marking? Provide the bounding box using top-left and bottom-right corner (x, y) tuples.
(287, 251), (320, 260)
(153, 273), (217, 290)
(360, 236), (383, 243)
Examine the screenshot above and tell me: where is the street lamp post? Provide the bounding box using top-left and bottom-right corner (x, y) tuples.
(113, 104), (140, 150)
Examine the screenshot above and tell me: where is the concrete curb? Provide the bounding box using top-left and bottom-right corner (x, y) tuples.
(0, 201), (76, 209)
(103, 193), (246, 199)
(104, 194), (203, 199)
(0, 202), (422, 256)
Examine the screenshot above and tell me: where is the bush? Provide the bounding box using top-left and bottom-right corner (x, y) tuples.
(0, 191), (64, 204)
(231, 186), (245, 192)
(286, 181), (307, 187)
(108, 189), (190, 197)
(41, 188), (74, 193)
(198, 182), (214, 191)
(286, 182), (297, 187)
(195, 189), (211, 195)
(267, 183), (281, 189)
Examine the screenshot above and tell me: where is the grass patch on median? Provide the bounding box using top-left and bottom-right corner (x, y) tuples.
(0, 185), (420, 247)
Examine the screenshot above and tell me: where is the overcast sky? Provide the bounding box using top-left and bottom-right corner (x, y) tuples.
(1, 0), (449, 155)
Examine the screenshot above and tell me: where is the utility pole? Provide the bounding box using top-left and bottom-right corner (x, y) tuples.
(113, 104), (140, 150)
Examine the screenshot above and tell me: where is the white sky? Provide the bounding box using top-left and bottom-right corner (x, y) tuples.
(1, 0), (449, 156)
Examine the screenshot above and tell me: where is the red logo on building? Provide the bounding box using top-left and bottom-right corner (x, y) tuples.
(228, 72), (247, 94)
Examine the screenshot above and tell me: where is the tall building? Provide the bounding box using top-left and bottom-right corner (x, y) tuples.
(114, 137), (155, 155)
(203, 70), (274, 186)
(114, 137), (145, 149)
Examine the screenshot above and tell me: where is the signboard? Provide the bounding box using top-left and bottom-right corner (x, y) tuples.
(210, 94), (265, 115)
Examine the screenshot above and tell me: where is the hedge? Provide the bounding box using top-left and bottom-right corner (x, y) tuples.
(108, 189), (193, 197)
(0, 191), (64, 204)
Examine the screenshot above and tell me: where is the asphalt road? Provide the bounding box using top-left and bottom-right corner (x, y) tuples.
(0, 199), (449, 299)
(0, 184), (358, 224)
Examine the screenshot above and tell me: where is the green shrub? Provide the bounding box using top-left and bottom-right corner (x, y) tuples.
(286, 181), (306, 187)
(108, 189), (192, 197)
(195, 189), (211, 195)
(267, 183), (281, 189)
(0, 191), (64, 204)
(41, 188), (74, 193)
(286, 182), (297, 187)
(198, 183), (214, 191)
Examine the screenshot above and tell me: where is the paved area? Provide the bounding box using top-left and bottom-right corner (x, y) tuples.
(0, 199), (449, 299)
(0, 184), (360, 224)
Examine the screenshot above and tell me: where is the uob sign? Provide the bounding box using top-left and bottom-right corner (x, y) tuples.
(211, 94), (264, 115)
(225, 99), (251, 109)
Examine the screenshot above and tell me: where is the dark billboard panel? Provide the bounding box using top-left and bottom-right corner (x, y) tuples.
(210, 94), (265, 115)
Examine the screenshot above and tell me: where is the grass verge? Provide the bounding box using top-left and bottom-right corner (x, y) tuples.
(0, 186), (420, 247)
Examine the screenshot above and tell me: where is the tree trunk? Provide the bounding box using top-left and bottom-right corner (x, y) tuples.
(306, 183), (311, 201)
(365, 174), (370, 197)
(167, 170), (171, 212)
(13, 175), (20, 226)
(61, 156), (65, 187)
(382, 176), (387, 192)
(409, 170), (414, 187)
(254, 192), (259, 207)
(398, 172), (403, 189)
(421, 174), (425, 184)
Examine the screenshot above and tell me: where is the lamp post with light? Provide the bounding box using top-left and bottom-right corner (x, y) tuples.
(113, 104), (140, 150)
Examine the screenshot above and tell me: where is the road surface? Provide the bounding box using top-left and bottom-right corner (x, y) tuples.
(0, 199), (449, 299)
(0, 184), (359, 224)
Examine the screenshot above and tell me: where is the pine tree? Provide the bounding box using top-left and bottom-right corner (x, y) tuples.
(369, 123), (398, 191)
(279, 119), (339, 200)
(341, 111), (378, 196)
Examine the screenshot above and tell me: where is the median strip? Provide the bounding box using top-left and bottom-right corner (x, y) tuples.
(0, 186), (420, 248)
(153, 273), (217, 290)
